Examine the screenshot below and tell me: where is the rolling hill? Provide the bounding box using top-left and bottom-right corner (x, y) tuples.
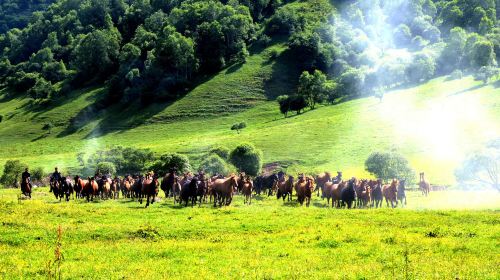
(0, 39), (499, 186)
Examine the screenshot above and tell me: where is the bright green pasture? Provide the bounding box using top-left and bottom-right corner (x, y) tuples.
(0, 188), (499, 279)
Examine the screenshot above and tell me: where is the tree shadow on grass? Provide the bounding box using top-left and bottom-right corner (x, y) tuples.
(448, 83), (487, 97)
(263, 48), (301, 100)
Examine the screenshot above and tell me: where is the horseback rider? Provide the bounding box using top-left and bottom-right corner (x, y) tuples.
(50, 167), (62, 192)
(21, 168), (31, 190)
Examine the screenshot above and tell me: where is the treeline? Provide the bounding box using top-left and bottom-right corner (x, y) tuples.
(0, 0), (498, 109)
(0, 0), (287, 104)
(274, 0), (499, 115)
(0, 0), (56, 34)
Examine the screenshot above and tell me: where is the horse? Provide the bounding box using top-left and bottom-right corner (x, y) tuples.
(82, 177), (99, 202)
(355, 180), (370, 208)
(295, 175), (312, 207)
(370, 179), (383, 208)
(20, 177), (32, 198)
(341, 178), (357, 209)
(237, 172), (246, 193)
(315, 172), (332, 198)
(98, 177), (112, 199)
(60, 177), (73, 202)
(131, 175), (143, 199)
(323, 181), (335, 207)
(110, 177), (120, 199)
(161, 172), (181, 203)
(212, 175), (238, 207)
(74, 176), (86, 199)
(254, 173), (279, 196)
(120, 176), (133, 198)
(277, 175), (294, 202)
(331, 181), (346, 208)
(241, 177), (253, 205)
(419, 172), (430, 197)
(140, 175), (159, 208)
(397, 179), (407, 206)
(52, 179), (63, 201)
(383, 179), (399, 208)
(180, 177), (198, 207)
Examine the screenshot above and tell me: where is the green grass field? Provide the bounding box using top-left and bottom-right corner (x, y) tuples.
(0, 188), (498, 279)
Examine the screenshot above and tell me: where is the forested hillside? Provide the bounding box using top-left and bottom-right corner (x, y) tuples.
(0, 0), (498, 111)
(0, 0), (56, 34)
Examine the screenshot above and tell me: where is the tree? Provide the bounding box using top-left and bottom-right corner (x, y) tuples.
(199, 154), (231, 176)
(298, 70), (327, 110)
(393, 24), (412, 47)
(149, 153), (191, 176)
(0, 160), (26, 188)
(289, 95), (308, 115)
(96, 162), (116, 176)
(365, 151), (416, 183)
(276, 95), (290, 117)
(474, 66), (500, 84)
(231, 122), (247, 134)
(471, 40), (496, 68)
(229, 143), (263, 176)
(455, 140), (500, 191)
(406, 53), (436, 84)
(338, 68), (365, 97)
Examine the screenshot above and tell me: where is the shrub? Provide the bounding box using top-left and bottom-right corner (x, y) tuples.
(150, 153), (191, 176)
(31, 167), (45, 182)
(199, 154), (231, 176)
(449, 69), (463, 80)
(229, 143), (263, 176)
(365, 151), (415, 184)
(209, 146), (230, 160)
(95, 162), (117, 176)
(0, 160), (26, 188)
(231, 122), (247, 134)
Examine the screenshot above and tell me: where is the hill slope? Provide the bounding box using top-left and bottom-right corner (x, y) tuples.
(1, 48), (499, 186)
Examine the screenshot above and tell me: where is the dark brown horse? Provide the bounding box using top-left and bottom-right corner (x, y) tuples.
(20, 177), (32, 198)
(370, 179), (383, 208)
(277, 175), (294, 202)
(161, 172), (181, 203)
(212, 175), (238, 207)
(383, 179), (398, 208)
(121, 176), (133, 198)
(82, 177), (99, 202)
(110, 177), (120, 199)
(295, 175), (313, 207)
(140, 175), (159, 208)
(323, 181), (335, 207)
(331, 181), (346, 208)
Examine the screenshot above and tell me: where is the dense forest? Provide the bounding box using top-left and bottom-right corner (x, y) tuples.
(0, 0), (498, 108)
(0, 0), (56, 34)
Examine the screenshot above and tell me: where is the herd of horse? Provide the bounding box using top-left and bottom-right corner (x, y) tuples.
(19, 170), (432, 209)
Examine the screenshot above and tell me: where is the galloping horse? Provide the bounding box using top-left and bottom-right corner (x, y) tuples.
(121, 176), (133, 198)
(277, 175), (294, 202)
(397, 179), (407, 206)
(331, 181), (346, 208)
(180, 176), (198, 207)
(295, 175), (313, 207)
(161, 171), (181, 203)
(60, 177), (73, 202)
(315, 172), (332, 198)
(74, 176), (87, 199)
(20, 177), (32, 198)
(419, 172), (430, 196)
(110, 177), (120, 199)
(140, 175), (159, 208)
(341, 178), (357, 209)
(212, 175), (238, 207)
(52, 179), (63, 201)
(383, 179), (399, 208)
(370, 179), (383, 208)
(82, 177), (99, 202)
(241, 176), (253, 205)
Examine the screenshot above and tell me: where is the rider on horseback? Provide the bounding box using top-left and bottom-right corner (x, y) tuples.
(21, 168), (31, 189)
(50, 167), (62, 192)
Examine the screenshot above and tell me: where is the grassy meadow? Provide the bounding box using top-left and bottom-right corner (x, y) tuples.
(0, 188), (499, 279)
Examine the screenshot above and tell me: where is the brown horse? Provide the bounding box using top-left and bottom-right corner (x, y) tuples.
(315, 172), (332, 198)
(383, 179), (399, 208)
(323, 181), (335, 207)
(161, 172), (181, 203)
(331, 181), (346, 208)
(110, 177), (120, 199)
(121, 176), (133, 198)
(82, 177), (99, 202)
(369, 179), (383, 208)
(295, 175), (313, 207)
(355, 180), (371, 208)
(212, 175), (238, 207)
(100, 177), (112, 199)
(277, 175), (294, 202)
(140, 175), (159, 208)
(20, 177), (32, 198)
(241, 177), (253, 205)
(419, 172), (430, 196)
(74, 176), (86, 199)
(52, 179), (63, 201)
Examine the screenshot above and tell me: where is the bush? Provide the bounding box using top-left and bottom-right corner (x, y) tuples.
(95, 162), (117, 176)
(231, 122), (247, 134)
(365, 151), (415, 184)
(209, 146), (230, 160)
(0, 160), (26, 188)
(83, 146), (155, 175)
(289, 95), (308, 114)
(150, 153), (191, 176)
(31, 167), (45, 182)
(449, 69), (463, 80)
(229, 143), (263, 176)
(199, 154), (231, 176)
